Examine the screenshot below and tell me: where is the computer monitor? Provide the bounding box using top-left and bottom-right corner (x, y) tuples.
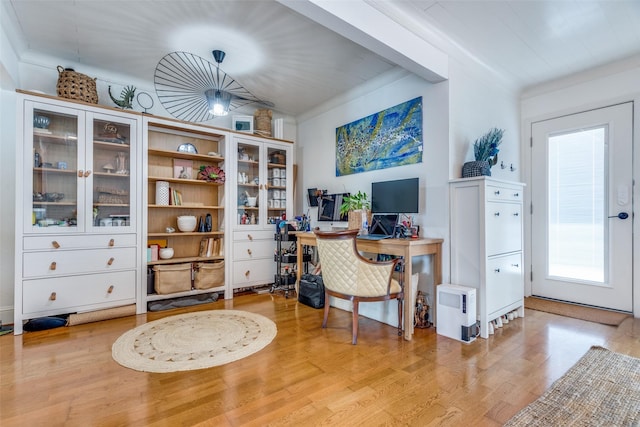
(371, 177), (419, 213)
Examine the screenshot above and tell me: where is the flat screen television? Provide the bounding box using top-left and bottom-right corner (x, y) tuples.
(371, 177), (419, 213)
(318, 193), (350, 221)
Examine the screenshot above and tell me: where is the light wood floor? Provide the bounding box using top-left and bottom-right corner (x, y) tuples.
(1, 294), (639, 426)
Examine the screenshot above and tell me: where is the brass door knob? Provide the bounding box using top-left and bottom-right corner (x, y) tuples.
(50, 261), (57, 270)
(107, 257), (115, 266)
(51, 241), (60, 249)
(49, 292), (57, 301)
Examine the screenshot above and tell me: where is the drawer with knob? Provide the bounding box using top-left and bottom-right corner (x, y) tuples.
(486, 184), (523, 202)
(23, 234), (136, 251)
(22, 270), (136, 316)
(232, 259), (274, 287)
(23, 247), (137, 278)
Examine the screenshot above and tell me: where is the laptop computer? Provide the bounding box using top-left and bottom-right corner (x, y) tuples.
(359, 214), (398, 240)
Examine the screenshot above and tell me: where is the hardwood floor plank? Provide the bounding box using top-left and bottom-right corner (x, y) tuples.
(1, 294), (639, 426)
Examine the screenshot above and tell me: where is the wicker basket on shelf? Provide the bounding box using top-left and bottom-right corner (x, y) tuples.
(97, 187), (129, 204)
(254, 109), (272, 137)
(56, 66), (98, 104)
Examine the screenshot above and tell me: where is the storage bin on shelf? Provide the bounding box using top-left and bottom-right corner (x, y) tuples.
(194, 261), (225, 290)
(153, 263), (192, 294)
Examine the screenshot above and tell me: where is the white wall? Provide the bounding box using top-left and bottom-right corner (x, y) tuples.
(295, 49), (521, 327)
(0, 22), (19, 325)
(521, 59), (640, 317)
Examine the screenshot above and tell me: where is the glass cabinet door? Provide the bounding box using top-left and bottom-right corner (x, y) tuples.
(265, 145), (288, 224)
(236, 140), (261, 226)
(27, 105), (82, 233)
(89, 114), (136, 231)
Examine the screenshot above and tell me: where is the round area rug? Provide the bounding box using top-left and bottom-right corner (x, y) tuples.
(112, 310), (277, 373)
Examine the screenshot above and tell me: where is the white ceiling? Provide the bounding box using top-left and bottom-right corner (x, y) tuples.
(4, 0), (640, 117)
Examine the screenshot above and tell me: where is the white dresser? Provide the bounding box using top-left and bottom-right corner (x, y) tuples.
(449, 177), (525, 338)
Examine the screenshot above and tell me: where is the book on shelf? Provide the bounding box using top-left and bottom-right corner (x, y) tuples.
(206, 237), (214, 258)
(149, 244), (159, 261)
(198, 238), (208, 257)
(169, 188), (183, 206)
(217, 237), (224, 256)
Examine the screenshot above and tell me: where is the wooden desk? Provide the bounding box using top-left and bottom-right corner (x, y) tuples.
(296, 233), (443, 340)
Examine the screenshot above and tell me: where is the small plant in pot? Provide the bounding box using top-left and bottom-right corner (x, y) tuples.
(339, 191), (371, 232)
(462, 127), (504, 177)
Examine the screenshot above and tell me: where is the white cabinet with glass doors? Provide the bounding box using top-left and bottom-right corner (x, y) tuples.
(14, 92), (141, 334)
(231, 135), (292, 290)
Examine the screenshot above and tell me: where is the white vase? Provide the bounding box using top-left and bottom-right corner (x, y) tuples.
(155, 181), (170, 206)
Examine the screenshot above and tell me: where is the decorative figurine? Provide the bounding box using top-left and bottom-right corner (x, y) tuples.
(108, 85), (136, 109)
(414, 290), (431, 328)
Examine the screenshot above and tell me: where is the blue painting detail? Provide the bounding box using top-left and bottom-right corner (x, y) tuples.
(335, 97), (423, 176)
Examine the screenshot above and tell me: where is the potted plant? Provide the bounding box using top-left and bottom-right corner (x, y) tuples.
(340, 191), (371, 231)
(462, 127), (504, 177)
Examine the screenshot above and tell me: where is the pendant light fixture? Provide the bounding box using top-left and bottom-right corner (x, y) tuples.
(154, 50), (272, 123)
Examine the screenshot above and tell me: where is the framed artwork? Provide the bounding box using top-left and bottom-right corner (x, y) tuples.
(335, 97), (423, 176)
(232, 115), (254, 133)
(173, 159), (193, 179)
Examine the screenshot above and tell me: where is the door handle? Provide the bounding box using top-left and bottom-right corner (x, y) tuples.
(608, 212), (629, 220)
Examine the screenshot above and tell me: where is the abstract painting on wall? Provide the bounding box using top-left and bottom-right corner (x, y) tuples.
(335, 96), (423, 176)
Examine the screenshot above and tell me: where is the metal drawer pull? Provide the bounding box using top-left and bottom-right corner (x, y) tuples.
(84, 170), (91, 177)
(245, 270), (250, 277)
(77, 170), (84, 177)
(50, 261), (57, 270)
(109, 239), (115, 247)
(494, 190), (500, 195)
(247, 249), (252, 255)
(494, 212), (500, 216)
(494, 268), (501, 273)
(107, 257), (115, 266)
(512, 264), (520, 268)
(513, 192), (519, 197)
(107, 285), (114, 294)
(513, 212), (519, 216)
(49, 292), (57, 301)
(247, 234), (253, 241)
(52, 241), (60, 249)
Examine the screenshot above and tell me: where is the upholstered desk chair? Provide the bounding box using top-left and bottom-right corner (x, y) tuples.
(313, 229), (404, 344)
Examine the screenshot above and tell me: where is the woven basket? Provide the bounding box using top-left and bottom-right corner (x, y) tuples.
(462, 160), (491, 178)
(254, 109), (272, 137)
(56, 66), (98, 104)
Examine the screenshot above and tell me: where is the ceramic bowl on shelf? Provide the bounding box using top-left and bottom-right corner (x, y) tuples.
(246, 196), (257, 207)
(159, 247), (174, 259)
(177, 215), (197, 232)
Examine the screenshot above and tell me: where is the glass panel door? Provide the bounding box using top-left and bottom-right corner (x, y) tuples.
(29, 107), (81, 232)
(266, 146), (287, 225)
(91, 117), (133, 230)
(548, 127), (606, 283)
(236, 140), (261, 226)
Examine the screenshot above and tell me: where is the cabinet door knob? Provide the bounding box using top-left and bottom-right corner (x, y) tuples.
(84, 170), (91, 177)
(247, 234), (253, 241)
(264, 183), (269, 190)
(494, 212), (500, 216)
(50, 261), (57, 271)
(51, 240), (60, 249)
(107, 257), (115, 266)
(513, 192), (519, 197)
(494, 190), (500, 195)
(494, 268), (501, 273)
(77, 170), (84, 177)
(513, 212), (519, 216)
(49, 292), (57, 301)
(247, 249), (252, 255)
(109, 239), (115, 247)
(107, 285), (114, 294)
(511, 264), (520, 268)
(245, 270), (250, 278)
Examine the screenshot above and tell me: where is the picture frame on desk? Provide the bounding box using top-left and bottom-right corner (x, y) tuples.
(173, 159), (193, 179)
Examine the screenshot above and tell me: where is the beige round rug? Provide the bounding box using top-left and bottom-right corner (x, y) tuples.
(112, 310), (277, 373)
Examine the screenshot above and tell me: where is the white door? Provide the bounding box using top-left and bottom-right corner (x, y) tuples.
(531, 102), (633, 312)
